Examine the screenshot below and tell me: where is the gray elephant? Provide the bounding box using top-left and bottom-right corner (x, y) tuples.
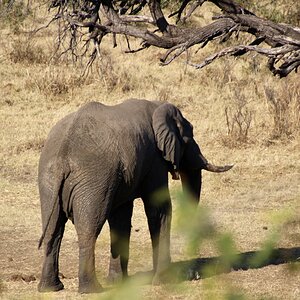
(38, 99), (232, 293)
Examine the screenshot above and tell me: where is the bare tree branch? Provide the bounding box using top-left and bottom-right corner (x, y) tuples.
(43, 0), (300, 77)
(188, 44), (299, 74)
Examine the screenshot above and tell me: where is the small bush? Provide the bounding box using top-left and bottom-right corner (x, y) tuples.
(264, 80), (300, 140)
(9, 38), (48, 65)
(25, 67), (84, 97)
(96, 53), (137, 93)
(222, 88), (254, 148)
(97, 54), (119, 91)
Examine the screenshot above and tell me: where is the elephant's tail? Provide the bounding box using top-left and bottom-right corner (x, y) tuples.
(38, 173), (64, 251)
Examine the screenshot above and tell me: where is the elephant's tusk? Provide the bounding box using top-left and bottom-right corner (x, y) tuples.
(204, 163), (234, 173)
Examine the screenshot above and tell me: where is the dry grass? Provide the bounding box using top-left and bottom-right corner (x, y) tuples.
(0, 2), (300, 299)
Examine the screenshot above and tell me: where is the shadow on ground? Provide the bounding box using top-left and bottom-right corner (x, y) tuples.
(132, 247), (300, 283)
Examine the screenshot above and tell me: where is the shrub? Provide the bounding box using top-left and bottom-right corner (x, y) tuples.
(9, 38), (48, 65)
(25, 66), (84, 97)
(222, 88), (254, 148)
(264, 80), (300, 140)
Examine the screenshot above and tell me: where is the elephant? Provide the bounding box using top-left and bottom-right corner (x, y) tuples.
(37, 99), (232, 293)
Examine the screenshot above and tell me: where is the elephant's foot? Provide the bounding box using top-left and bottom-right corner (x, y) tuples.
(38, 278), (64, 292)
(78, 279), (103, 294)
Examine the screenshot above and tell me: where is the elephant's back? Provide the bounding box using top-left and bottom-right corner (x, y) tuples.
(40, 99), (159, 168)
(78, 99), (158, 124)
(70, 100), (159, 144)
(41, 99), (159, 154)
(117, 99), (160, 120)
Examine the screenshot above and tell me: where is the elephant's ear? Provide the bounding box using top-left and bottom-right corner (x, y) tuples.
(152, 103), (186, 171)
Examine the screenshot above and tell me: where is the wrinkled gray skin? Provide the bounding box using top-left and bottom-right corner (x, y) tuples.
(38, 99), (232, 293)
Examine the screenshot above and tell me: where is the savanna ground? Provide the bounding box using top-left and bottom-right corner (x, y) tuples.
(0, 1), (300, 299)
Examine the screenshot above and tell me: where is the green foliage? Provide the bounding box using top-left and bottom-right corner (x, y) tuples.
(169, 189), (298, 297)
(250, 209), (293, 268)
(174, 190), (216, 256)
(101, 278), (144, 300)
(216, 233), (240, 273)
(225, 292), (247, 300)
(249, 231), (279, 268)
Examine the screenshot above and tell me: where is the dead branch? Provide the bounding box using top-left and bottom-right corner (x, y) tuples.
(44, 0), (300, 77)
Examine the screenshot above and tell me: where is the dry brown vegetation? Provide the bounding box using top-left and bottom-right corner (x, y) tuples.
(0, 1), (300, 299)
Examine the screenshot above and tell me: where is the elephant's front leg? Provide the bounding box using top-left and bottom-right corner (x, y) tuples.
(143, 196), (172, 284)
(107, 201), (133, 283)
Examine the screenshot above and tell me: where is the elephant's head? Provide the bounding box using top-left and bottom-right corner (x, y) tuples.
(152, 103), (233, 201)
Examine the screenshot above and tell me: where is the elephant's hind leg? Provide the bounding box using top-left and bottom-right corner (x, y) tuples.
(73, 193), (107, 293)
(76, 233), (103, 294)
(38, 209), (67, 292)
